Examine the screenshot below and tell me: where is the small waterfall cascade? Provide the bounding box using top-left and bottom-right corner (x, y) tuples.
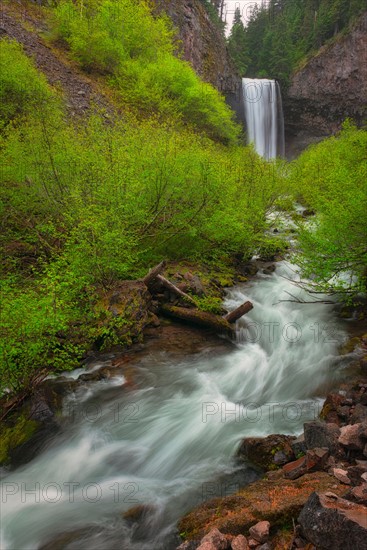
(242, 78), (285, 160)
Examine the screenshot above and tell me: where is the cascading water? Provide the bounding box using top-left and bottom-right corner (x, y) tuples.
(1, 262), (349, 550)
(242, 78), (285, 160)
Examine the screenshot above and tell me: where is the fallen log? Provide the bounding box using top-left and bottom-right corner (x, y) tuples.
(160, 304), (234, 335)
(223, 301), (253, 324)
(143, 260), (166, 287)
(156, 274), (197, 305)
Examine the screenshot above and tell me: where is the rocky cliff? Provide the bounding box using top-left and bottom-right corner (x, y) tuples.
(153, 0), (242, 118)
(284, 11), (367, 157)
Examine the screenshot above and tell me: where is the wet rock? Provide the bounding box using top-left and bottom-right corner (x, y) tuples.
(237, 434), (295, 471)
(249, 521), (270, 543)
(200, 528), (228, 549)
(320, 392), (345, 424)
(304, 421), (341, 455)
(298, 491), (367, 550)
(231, 534), (249, 550)
(239, 262), (259, 277)
(40, 378), (79, 412)
(262, 265), (276, 275)
(332, 468), (351, 484)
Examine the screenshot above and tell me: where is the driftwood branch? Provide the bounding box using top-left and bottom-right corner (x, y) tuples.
(143, 262), (254, 333)
(143, 261), (166, 286)
(160, 304), (234, 334)
(156, 274), (197, 305)
(223, 301), (253, 323)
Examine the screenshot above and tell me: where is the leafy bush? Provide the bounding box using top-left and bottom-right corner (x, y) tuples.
(289, 121), (367, 296)
(51, 0), (239, 142)
(0, 39), (52, 127)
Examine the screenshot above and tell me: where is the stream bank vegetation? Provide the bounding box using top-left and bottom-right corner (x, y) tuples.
(1, 0), (366, 407)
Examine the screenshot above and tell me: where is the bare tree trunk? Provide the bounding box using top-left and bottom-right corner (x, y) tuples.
(223, 301), (253, 323)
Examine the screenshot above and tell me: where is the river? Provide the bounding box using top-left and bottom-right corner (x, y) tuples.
(1, 261), (351, 549)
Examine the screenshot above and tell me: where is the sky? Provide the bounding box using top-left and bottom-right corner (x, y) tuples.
(223, 1), (265, 33)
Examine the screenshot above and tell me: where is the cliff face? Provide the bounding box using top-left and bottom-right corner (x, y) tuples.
(153, 0), (242, 117)
(284, 11), (367, 157)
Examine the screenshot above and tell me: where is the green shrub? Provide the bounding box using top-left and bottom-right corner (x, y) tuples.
(0, 39), (52, 127)
(289, 121), (367, 296)
(51, 0), (239, 142)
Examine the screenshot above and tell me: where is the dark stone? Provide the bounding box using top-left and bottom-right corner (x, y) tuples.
(298, 492), (367, 550)
(304, 421), (341, 455)
(239, 262), (259, 277)
(291, 433), (306, 457)
(349, 404), (367, 424)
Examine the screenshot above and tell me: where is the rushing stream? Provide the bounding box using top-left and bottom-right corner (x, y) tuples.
(1, 262), (350, 549)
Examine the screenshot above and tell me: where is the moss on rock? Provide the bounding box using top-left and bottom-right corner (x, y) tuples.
(0, 414), (39, 464)
(178, 472), (346, 541)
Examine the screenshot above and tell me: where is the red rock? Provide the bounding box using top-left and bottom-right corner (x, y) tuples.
(247, 539), (259, 549)
(349, 483), (367, 505)
(248, 521), (270, 544)
(283, 455), (307, 480)
(283, 448), (329, 479)
(338, 423), (365, 450)
(332, 468), (351, 484)
(200, 528), (228, 550)
(198, 542), (218, 550)
(231, 535), (249, 550)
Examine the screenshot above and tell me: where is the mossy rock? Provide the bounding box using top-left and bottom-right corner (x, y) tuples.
(237, 434), (296, 471)
(178, 472), (346, 541)
(0, 414), (39, 465)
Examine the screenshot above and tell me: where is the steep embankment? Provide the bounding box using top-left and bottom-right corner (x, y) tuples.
(284, 11), (367, 157)
(0, 5), (113, 117)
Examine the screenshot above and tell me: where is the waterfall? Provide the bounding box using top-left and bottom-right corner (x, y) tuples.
(242, 78), (285, 160)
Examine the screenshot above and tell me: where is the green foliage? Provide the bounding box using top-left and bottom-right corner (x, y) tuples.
(51, 0), (238, 142)
(194, 296), (224, 315)
(236, 0), (366, 88)
(0, 39), (52, 127)
(0, 39), (287, 398)
(289, 121), (367, 297)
